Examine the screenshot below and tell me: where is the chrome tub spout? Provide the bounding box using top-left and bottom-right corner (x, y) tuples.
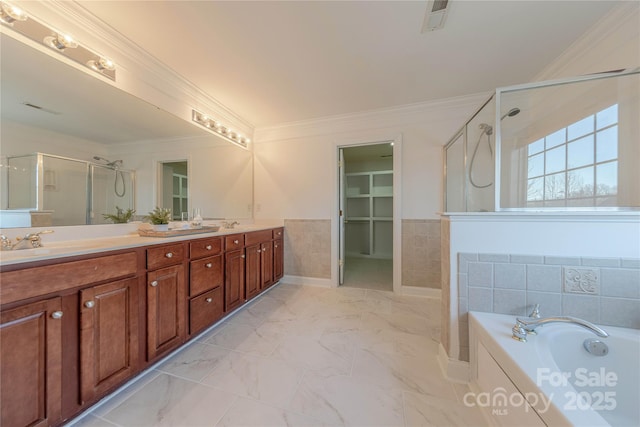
(512, 316), (609, 342)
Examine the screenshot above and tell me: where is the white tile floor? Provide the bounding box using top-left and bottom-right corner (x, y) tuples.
(69, 283), (486, 427)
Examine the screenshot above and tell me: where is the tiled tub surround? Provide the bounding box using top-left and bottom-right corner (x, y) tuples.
(458, 253), (640, 361)
(283, 219), (331, 279)
(70, 283), (483, 427)
(402, 219), (441, 289)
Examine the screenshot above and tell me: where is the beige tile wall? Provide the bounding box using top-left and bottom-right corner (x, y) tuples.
(283, 219), (331, 279)
(440, 217), (450, 354)
(402, 219), (441, 289)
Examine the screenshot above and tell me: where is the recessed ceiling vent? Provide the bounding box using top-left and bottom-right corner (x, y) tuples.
(421, 0), (450, 33)
(22, 102), (61, 115)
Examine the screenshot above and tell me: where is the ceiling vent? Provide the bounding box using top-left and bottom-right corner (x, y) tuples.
(421, 0), (450, 32)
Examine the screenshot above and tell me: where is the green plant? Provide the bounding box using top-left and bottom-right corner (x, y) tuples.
(145, 206), (171, 225)
(102, 206), (136, 224)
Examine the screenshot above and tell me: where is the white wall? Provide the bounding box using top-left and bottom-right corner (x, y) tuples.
(253, 94), (489, 222)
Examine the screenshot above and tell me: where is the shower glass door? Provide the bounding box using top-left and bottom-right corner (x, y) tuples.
(90, 165), (135, 224)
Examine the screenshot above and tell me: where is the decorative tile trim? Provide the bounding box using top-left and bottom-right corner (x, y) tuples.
(563, 266), (600, 295)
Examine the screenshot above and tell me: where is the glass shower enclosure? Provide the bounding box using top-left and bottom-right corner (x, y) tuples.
(4, 153), (135, 226)
(444, 68), (640, 212)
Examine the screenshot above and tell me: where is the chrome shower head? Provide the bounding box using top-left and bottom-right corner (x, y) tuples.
(500, 107), (521, 120)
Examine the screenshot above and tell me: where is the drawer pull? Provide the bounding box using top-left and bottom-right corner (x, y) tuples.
(51, 311), (63, 319)
(206, 245), (212, 250)
(150, 280), (158, 287)
(84, 301), (95, 309)
(206, 263), (212, 268)
(206, 298), (213, 303)
(165, 252), (173, 258)
(233, 239), (239, 245)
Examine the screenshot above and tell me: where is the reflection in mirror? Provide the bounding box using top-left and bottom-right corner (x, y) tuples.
(160, 161), (188, 220)
(0, 30), (253, 228)
(498, 70), (640, 210)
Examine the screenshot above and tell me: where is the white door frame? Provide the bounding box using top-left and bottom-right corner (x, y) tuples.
(332, 134), (402, 293)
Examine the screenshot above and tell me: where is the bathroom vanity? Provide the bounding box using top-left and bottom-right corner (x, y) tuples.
(0, 226), (284, 427)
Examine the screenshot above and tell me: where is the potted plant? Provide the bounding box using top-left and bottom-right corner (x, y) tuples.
(145, 207), (171, 231)
(102, 206), (136, 224)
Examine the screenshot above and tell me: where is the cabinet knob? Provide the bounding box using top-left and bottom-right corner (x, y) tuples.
(206, 263), (212, 268)
(51, 311), (63, 319)
(165, 252), (173, 258)
(257, 249), (262, 253)
(263, 247), (268, 251)
(206, 298), (213, 303)
(275, 244), (278, 248)
(84, 301), (95, 309)
(150, 280), (158, 287)
(233, 239), (239, 245)
(241, 254), (245, 259)
(206, 245), (212, 250)
(277, 231), (282, 236)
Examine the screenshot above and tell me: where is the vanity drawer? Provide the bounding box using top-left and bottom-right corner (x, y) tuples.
(0, 252), (137, 305)
(147, 244), (185, 270)
(190, 237), (222, 260)
(190, 255), (222, 296)
(190, 287), (223, 335)
(272, 228), (284, 239)
(224, 234), (244, 250)
(245, 230), (272, 246)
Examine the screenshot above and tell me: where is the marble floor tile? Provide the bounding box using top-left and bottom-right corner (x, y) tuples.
(100, 373), (236, 426)
(217, 397), (329, 427)
(287, 371), (404, 426)
(403, 390), (487, 427)
(201, 321), (283, 357)
(271, 333), (355, 376)
(351, 348), (458, 400)
(155, 342), (231, 382)
(67, 414), (118, 427)
(90, 369), (161, 417)
(200, 351), (305, 407)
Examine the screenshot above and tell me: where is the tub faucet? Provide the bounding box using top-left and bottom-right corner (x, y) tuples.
(512, 316), (609, 342)
(11, 230), (54, 250)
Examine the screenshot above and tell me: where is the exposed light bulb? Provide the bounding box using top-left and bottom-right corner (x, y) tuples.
(0, 2), (27, 24)
(44, 33), (78, 50)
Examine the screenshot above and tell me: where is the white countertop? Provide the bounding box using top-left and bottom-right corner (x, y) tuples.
(0, 222), (283, 267)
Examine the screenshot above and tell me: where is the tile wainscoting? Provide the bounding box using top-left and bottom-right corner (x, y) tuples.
(283, 219), (332, 279)
(457, 252), (640, 361)
(401, 219), (441, 289)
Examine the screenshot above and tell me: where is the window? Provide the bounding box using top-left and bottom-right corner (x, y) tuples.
(526, 104), (618, 207)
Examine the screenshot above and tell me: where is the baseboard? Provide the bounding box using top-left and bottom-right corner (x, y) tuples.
(438, 343), (470, 384)
(280, 274), (334, 288)
(401, 286), (441, 298)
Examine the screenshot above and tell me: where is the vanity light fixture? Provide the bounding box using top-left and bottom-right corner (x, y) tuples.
(0, 2), (26, 24)
(44, 33), (78, 50)
(0, 1), (117, 81)
(192, 109), (251, 148)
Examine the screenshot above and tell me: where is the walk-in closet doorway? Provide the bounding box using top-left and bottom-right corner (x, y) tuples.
(338, 142), (395, 291)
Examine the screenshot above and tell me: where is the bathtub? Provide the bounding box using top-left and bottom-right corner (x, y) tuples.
(468, 311), (639, 426)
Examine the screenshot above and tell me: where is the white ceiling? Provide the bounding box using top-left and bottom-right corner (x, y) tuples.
(70, 1), (621, 127)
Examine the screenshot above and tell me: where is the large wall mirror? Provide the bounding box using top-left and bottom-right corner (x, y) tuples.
(0, 31), (253, 228)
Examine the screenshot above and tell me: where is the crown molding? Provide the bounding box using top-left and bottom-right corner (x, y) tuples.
(534, 2), (640, 82)
(25, 0), (254, 137)
(254, 92), (490, 143)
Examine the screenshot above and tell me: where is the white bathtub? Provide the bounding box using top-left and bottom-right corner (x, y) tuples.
(468, 311), (640, 427)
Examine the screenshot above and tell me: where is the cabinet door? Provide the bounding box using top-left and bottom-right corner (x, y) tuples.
(147, 264), (186, 360)
(1, 297), (62, 427)
(225, 249), (245, 312)
(261, 240), (274, 289)
(245, 244), (261, 301)
(274, 238), (284, 281)
(80, 278), (139, 403)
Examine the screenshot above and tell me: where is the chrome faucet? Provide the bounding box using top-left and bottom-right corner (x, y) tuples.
(222, 221), (239, 229)
(9, 230), (55, 250)
(512, 315), (609, 342)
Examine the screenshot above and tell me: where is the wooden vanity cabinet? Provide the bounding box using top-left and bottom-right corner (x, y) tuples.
(225, 246), (245, 312)
(79, 277), (139, 403)
(188, 237), (224, 335)
(244, 242), (261, 300)
(0, 297), (63, 427)
(274, 238), (284, 281)
(146, 245), (187, 361)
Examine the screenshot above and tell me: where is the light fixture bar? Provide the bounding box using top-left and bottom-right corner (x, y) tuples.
(192, 109), (251, 148)
(0, 1), (116, 81)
